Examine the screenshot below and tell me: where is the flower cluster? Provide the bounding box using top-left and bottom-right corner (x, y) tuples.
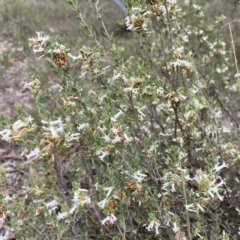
(0, 117), (35, 142)
(24, 77), (41, 95)
(49, 42), (69, 68)
(125, 7), (150, 34)
(29, 32), (69, 68)
(29, 31), (50, 56)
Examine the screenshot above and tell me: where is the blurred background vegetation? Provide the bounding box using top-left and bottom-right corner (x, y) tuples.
(0, 0), (133, 118)
(0, 0), (240, 117)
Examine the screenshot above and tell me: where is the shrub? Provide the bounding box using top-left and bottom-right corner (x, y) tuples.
(0, 0), (239, 239)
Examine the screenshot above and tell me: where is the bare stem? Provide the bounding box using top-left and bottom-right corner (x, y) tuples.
(229, 23), (240, 88)
(179, 159), (192, 240)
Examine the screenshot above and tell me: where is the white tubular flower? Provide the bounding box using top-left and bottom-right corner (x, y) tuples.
(27, 116), (34, 123)
(185, 175), (193, 181)
(170, 59), (193, 72)
(236, 207), (240, 215)
(77, 123), (88, 131)
(93, 68), (99, 74)
(123, 87), (138, 95)
(155, 223), (160, 235)
(49, 126), (60, 139)
(100, 214), (117, 226)
(157, 193), (162, 198)
(215, 191), (224, 201)
(72, 188), (91, 206)
(145, 219), (160, 235)
(111, 126), (120, 135)
(213, 161), (228, 172)
(41, 120), (48, 125)
(104, 187), (113, 197)
(123, 133), (133, 143)
(112, 72), (121, 81)
(25, 148), (40, 160)
(97, 198), (107, 209)
(33, 47), (44, 54)
(94, 182), (99, 190)
(3, 195), (12, 203)
(57, 212), (68, 221)
(0, 129), (12, 141)
(77, 196), (91, 205)
(102, 134), (111, 143)
(112, 135), (122, 144)
(50, 118), (63, 126)
(46, 199), (59, 214)
(172, 222), (179, 233)
(36, 31), (50, 45)
(69, 204), (78, 214)
(46, 199), (59, 209)
(97, 150), (109, 161)
(111, 110), (123, 122)
(171, 183), (176, 192)
(216, 178), (226, 188)
(185, 203), (198, 212)
(146, 220), (154, 231)
(133, 171), (147, 183)
(162, 181), (169, 191)
(12, 119), (27, 131)
(69, 133), (80, 140)
(197, 203), (205, 212)
(68, 53), (82, 60)
(208, 186), (224, 201)
(136, 106), (146, 117)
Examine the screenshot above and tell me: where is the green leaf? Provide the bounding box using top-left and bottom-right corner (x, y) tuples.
(67, 0), (73, 5)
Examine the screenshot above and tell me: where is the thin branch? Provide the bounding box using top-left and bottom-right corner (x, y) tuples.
(179, 159), (192, 240)
(228, 23), (240, 88)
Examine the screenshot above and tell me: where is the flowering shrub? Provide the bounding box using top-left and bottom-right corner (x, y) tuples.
(0, 0), (240, 239)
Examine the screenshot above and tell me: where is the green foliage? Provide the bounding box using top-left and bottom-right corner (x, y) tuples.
(0, 0), (240, 239)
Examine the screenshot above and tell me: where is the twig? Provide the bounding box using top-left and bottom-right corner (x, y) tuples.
(213, 89), (239, 128)
(0, 154), (24, 161)
(228, 23), (240, 89)
(25, 220), (47, 236)
(52, 145), (68, 201)
(179, 159), (192, 240)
